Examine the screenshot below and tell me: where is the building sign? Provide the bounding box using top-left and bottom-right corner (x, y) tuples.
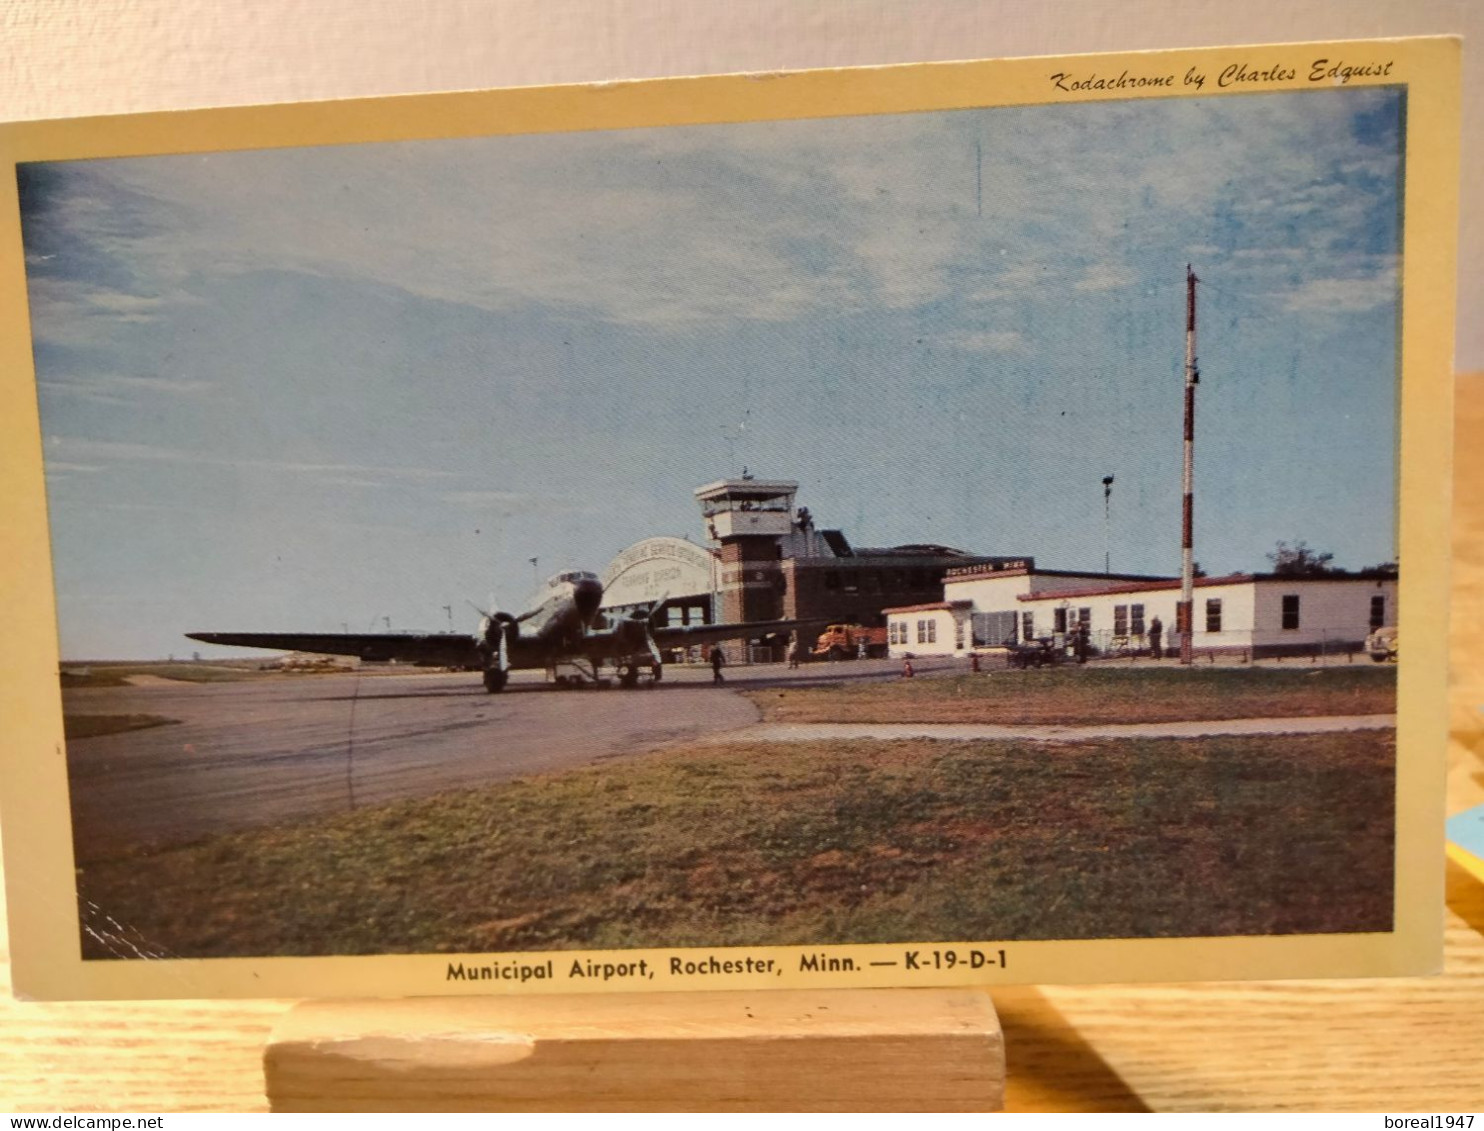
(601, 537), (716, 607)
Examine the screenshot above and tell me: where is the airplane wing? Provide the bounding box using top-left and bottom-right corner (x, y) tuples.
(185, 631), (484, 669)
(649, 618), (815, 651)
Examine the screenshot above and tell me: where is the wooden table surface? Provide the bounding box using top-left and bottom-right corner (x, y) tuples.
(4, 379), (1482, 1114)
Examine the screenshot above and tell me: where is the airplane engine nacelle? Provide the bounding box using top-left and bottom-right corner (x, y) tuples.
(617, 610), (663, 671)
(480, 612), (517, 651)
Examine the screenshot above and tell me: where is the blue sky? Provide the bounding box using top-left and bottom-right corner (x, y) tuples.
(20, 87), (1403, 658)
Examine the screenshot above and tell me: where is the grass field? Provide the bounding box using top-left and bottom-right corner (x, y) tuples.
(748, 666), (1397, 726)
(77, 729), (1394, 959)
(60, 661), (272, 688)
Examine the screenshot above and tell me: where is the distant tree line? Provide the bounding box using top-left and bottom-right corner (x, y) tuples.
(1266, 541), (1397, 577)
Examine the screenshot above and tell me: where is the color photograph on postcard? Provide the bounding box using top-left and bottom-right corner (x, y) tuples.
(0, 40), (1457, 999)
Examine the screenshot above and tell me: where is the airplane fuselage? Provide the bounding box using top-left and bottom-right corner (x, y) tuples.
(516, 571), (605, 651)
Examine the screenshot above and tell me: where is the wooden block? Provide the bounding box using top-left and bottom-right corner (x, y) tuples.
(265, 988), (1004, 1112)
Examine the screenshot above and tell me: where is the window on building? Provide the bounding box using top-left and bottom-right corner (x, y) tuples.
(1131, 604), (1145, 636)
(1206, 597), (1222, 633)
(973, 611), (1017, 647)
(1078, 608), (1091, 627)
(926, 619), (937, 643)
(1282, 594), (1300, 630)
(955, 617), (965, 649)
(1022, 612), (1035, 641)
(1370, 595), (1385, 629)
(1053, 607), (1068, 634)
(1113, 605), (1129, 636)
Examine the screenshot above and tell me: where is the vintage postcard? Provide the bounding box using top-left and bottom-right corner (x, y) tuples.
(0, 39), (1458, 999)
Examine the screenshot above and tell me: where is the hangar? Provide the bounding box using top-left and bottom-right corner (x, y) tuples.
(600, 536), (715, 627)
(885, 562), (1399, 661)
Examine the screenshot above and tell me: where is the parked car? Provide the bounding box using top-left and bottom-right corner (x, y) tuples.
(1006, 637), (1062, 669)
(1365, 625), (1398, 663)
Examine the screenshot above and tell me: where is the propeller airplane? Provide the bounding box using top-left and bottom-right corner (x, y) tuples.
(187, 568), (804, 692)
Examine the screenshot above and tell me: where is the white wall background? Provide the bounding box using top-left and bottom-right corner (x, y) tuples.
(1, 0), (1477, 368)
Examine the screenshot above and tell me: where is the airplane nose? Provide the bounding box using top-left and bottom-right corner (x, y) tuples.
(575, 578), (603, 620)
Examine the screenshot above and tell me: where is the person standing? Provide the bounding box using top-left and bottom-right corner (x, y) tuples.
(711, 646), (726, 684)
(1149, 616), (1164, 660)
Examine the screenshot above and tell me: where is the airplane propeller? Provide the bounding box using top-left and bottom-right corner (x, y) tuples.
(625, 592), (668, 670)
(475, 607), (515, 673)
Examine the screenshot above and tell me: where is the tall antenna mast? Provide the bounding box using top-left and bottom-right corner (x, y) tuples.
(1178, 265), (1199, 664)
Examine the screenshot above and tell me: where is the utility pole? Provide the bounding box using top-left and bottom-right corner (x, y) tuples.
(1178, 265), (1199, 665)
(1102, 475), (1115, 574)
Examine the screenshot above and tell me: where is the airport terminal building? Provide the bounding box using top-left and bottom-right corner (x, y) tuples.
(885, 562), (1398, 661)
(599, 474), (1398, 663)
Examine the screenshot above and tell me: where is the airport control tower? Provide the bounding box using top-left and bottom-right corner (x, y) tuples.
(694, 477), (798, 624)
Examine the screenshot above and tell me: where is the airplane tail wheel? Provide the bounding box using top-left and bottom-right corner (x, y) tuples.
(619, 665), (639, 689)
(483, 668), (508, 693)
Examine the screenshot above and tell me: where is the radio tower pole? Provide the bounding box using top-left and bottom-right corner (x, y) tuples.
(1178, 265), (1199, 665)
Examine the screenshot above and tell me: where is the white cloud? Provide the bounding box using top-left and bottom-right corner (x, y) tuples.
(1074, 264), (1134, 293)
(41, 461), (103, 474)
(1284, 274), (1398, 314)
(442, 489), (601, 515)
(46, 436), (459, 483)
(944, 329), (1026, 354)
(42, 373), (214, 403)
(25, 88), (1400, 345)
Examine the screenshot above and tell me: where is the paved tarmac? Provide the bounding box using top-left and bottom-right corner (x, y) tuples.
(64, 667), (740, 862)
(62, 657), (956, 862)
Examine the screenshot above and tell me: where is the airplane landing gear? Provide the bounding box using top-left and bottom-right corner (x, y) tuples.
(483, 667), (509, 693)
(617, 660), (662, 689)
(548, 660), (610, 689)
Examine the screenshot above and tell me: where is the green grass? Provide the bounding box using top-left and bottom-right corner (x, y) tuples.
(748, 666), (1397, 725)
(63, 714), (178, 740)
(60, 662), (272, 688)
(77, 729), (1395, 959)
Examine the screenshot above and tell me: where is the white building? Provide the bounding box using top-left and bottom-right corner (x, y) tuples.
(883, 600), (973, 657)
(887, 562), (1398, 661)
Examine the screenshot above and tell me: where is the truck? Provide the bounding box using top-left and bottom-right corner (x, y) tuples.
(811, 623), (888, 660)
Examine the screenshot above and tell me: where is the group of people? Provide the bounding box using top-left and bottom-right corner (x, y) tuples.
(1076, 614), (1167, 660)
